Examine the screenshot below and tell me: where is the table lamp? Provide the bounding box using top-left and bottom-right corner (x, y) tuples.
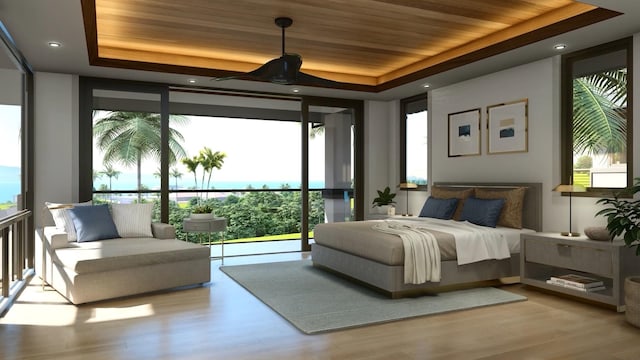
(399, 182), (418, 216)
(553, 182), (586, 236)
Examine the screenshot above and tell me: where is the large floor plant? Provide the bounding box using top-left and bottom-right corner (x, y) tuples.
(596, 177), (640, 328)
(596, 177), (640, 255)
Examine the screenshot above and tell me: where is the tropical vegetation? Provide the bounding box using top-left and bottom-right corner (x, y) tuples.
(154, 187), (328, 243)
(596, 177), (640, 255)
(572, 69), (627, 169)
(93, 111), (188, 201)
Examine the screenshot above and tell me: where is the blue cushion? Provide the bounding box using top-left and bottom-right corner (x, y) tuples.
(67, 204), (120, 242)
(459, 197), (505, 227)
(419, 197), (459, 219)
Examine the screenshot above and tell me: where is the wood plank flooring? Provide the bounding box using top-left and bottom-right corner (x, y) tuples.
(1, 252), (639, 360)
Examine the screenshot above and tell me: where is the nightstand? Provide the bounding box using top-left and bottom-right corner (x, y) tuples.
(520, 232), (640, 312)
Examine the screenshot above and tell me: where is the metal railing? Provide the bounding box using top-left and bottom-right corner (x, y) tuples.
(93, 187), (354, 245)
(0, 209), (33, 316)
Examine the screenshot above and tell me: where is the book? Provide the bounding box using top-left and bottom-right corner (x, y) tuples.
(546, 280), (606, 292)
(549, 274), (604, 289)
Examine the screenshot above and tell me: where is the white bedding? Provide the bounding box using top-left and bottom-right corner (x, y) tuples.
(372, 221), (441, 284)
(372, 217), (535, 284)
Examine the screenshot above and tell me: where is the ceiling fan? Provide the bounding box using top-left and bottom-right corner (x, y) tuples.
(215, 17), (342, 87)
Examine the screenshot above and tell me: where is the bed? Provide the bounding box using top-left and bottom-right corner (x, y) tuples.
(311, 182), (542, 298)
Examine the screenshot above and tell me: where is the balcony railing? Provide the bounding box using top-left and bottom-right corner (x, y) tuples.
(0, 209), (34, 316)
(93, 187), (354, 249)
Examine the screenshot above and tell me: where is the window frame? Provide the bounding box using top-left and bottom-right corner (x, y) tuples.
(560, 37), (633, 197)
(400, 93), (428, 190)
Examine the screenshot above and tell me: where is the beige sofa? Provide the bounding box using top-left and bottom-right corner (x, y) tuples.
(35, 223), (211, 304)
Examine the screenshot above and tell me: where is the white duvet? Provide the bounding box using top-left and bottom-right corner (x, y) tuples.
(373, 218), (512, 284)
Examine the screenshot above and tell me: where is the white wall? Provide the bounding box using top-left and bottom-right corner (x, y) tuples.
(34, 72), (79, 226)
(415, 36), (640, 233)
(364, 99), (399, 218)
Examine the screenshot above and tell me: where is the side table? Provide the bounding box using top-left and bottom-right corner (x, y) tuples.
(521, 232), (640, 311)
(183, 217), (227, 259)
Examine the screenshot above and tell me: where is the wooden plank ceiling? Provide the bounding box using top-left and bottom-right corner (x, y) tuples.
(81, 0), (620, 92)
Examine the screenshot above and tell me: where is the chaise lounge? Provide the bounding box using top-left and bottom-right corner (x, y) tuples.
(35, 202), (211, 304)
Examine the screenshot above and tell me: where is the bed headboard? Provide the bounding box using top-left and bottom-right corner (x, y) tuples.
(432, 182), (542, 232)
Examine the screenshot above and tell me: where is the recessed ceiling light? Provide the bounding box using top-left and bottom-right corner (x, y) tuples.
(48, 41), (62, 48)
(292, 88), (300, 93)
(422, 84), (430, 88)
(188, 79), (196, 84)
(553, 43), (567, 50)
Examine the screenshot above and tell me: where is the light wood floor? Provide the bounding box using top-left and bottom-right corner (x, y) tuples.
(1, 252), (640, 360)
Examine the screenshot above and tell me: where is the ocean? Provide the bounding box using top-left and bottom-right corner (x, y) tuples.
(0, 167), (326, 202)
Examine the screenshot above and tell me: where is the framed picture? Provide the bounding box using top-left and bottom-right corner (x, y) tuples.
(487, 99), (528, 154)
(448, 108), (481, 157)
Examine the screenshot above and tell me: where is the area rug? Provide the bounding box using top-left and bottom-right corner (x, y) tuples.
(220, 260), (526, 334)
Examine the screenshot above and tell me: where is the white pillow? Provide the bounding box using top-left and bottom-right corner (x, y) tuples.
(45, 200), (92, 242)
(110, 203), (154, 238)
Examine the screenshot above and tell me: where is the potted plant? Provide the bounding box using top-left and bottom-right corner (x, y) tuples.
(191, 203), (215, 219)
(596, 177), (640, 327)
(372, 186), (396, 215)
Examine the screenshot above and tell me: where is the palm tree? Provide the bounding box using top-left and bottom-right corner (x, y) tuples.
(572, 69), (627, 165)
(198, 147), (226, 194)
(170, 167), (182, 190)
(93, 112), (188, 202)
(99, 163), (121, 191)
(182, 155), (201, 203)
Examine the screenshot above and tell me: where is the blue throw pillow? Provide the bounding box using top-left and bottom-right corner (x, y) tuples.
(419, 197), (459, 219)
(67, 204), (120, 242)
(459, 197), (505, 227)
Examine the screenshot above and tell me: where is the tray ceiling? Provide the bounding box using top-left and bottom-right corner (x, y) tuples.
(81, 0), (620, 92)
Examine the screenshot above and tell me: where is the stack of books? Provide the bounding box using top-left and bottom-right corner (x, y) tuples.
(546, 274), (606, 292)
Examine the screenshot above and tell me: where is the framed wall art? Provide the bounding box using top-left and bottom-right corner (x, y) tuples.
(448, 108), (481, 157)
(487, 99), (528, 154)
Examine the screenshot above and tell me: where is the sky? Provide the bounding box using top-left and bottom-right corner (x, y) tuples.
(92, 113), (332, 187)
(0, 105), (21, 167)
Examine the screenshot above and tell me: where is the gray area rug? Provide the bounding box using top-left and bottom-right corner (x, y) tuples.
(220, 260), (526, 334)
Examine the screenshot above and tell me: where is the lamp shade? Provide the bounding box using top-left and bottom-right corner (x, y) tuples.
(553, 184), (586, 193)
(399, 182), (418, 190)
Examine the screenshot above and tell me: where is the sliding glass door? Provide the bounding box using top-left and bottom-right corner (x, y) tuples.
(80, 79), (363, 255)
(79, 79), (169, 221)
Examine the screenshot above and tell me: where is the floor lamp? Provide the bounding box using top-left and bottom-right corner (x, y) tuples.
(553, 183), (586, 237)
(399, 182), (418, 216)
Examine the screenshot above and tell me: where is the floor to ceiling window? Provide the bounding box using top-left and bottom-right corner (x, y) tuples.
(80, 80), (363, 256)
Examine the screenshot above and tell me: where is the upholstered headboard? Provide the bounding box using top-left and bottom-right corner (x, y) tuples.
(432, 182), (542, 232)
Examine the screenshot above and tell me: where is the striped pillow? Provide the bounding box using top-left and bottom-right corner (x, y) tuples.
(46, 200), (92, 241)
(110, 203), (154, 238)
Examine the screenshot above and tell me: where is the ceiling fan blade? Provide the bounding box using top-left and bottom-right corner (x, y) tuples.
(295, 71), (346, 87)
(213, 18), (342, 87)
(246, 54), (302, 84)
(215, 54), (303, 85)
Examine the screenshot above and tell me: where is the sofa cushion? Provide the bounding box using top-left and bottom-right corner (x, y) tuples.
(54, 238), (210, 274)
(67, 204), (120, 242)
(46, 200), (92, 241)
(111, 203), (154, 238)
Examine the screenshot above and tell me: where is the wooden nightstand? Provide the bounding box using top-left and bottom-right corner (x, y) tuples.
(520, 232), (640, 312)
